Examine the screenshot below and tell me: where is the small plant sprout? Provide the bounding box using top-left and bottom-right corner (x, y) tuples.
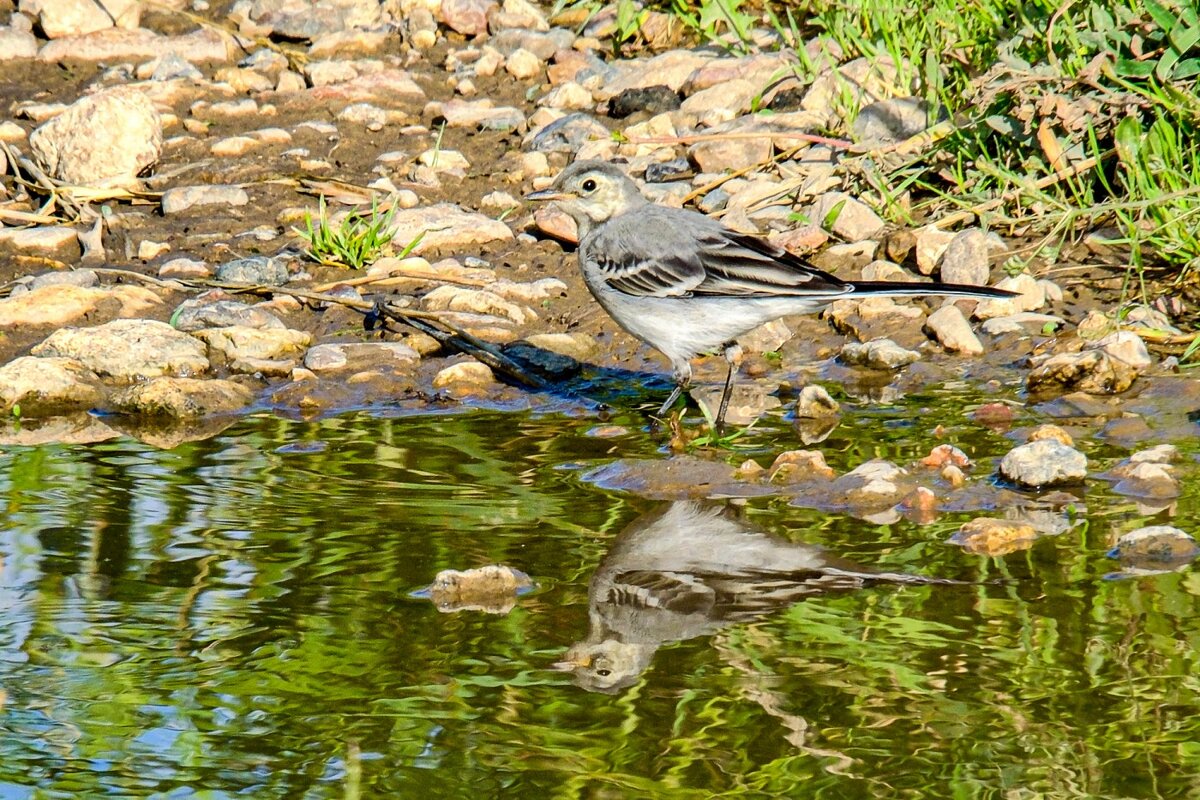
(295, 196), (399, 270)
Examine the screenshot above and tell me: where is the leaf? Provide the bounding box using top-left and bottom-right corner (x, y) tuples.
(1173, 56), (1200, 78)
(822, 198), (847, 230)
(1145, 0), (1180, 33)
(1113, 116), (1143, 167)
(1115, 57), (1156, 77)
(1156, 48), (1182, 81)
(1169, 21), (1200, 53)
(1037, 118), (1068, 174)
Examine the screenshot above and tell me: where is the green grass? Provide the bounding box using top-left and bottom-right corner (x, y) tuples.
(567, 0), (1200, 296)
(294, 196), (401, 270)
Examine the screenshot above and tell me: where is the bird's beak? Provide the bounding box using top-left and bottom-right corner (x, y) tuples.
(525, 188), (573, 202)
(549, 654), (591, 671)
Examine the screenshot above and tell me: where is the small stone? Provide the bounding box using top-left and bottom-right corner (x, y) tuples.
(913, 225), (955, 276)
(433, 360), (500, 397)
(0, 28), (39, 59)
(523, 333), (596, 360)
(159, 258), (212, 279)
(972, 273), (1044, 319)
(734, 458), (766, 480)
(795, 385), (840, 418)
(941, 464), (966, 487)
(1112, 461), (1180, 499)
(1028, 424), (1073, 446)
(527, 112), (608, 153)
(840, 338), (920, 369)
(999, 439), (1087, 488)
(172, 298), (285, 331)
(418, 564), (533, 614)
(768, 450), (835, 483)
(161, 184), (251, 215)
(520, 151), (551, 178)
(0, 226), (80, 259)
(853, 97), (936, 143)
(1027, 350), (1137, 396)
(540, 81), (594, 111)
(925, 305), (983, 355)
(137, 240), (170, 260)
(1092, 330), (1152, 369)
(215, 256), (290, 286)
(921, 444), (970, 468)
(31, 319), (209, 380)
(807, 192), (885, 242)
(834, 459), (908, 507)
(109, 377), (253, 418)
(302, 342), (420, 374)
(938, 228), (990, 286)
(193, 326), (311, 373)
(211, 136), (260, 156)
(608, 85), (681, 118)
(1110, 526), (1199, 567)
(0, 283), (161, 328)
(505, 48), (541, 79)
(440, 0), (497, 35)
(689, 383), (781, 427)
(949, 518), (1039, 556)
(0, 356), (104, 415)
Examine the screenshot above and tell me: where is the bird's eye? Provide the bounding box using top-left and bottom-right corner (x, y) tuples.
(581, 179), (597, 193)
(595, 668), (611, 677)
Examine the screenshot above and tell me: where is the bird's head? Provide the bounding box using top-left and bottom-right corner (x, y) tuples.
(526, 160), (646, 237)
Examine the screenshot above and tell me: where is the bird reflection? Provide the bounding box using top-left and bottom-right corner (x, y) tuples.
(554, 501), (964, 693)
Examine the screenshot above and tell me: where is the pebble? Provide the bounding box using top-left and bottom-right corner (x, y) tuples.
(807, 192), (885, 242)
(303, 342), (420, 373)
(162, 185), (250, 215)
(389, 204), (515, 253)
(925, 305), (984, 355)
(0, 226), (81, 259)
(193, 326), (312, 374)
(1092, 330), (1151, 369)
(539, 81), (594, 111)
(505, 48), (541, 79)
(215, 256), (291, 286)
(437, 99), (525, 131)
(433, 360), (500, 397)
(794, 385), (840, 418)
(0, 28), (39, 59)
(0, 283), (161, 328)
(840, 338), (920, 369)
(768, 450), (835, 483)
(949, 518), (1039, 556)
(999, 439), (1087, 488)
(938, 228), (990, 286)
(913, 226), (956, 275)
(210, 136), (260, 156)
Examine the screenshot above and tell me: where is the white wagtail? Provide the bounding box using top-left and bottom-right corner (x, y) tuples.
(552, 501), (966, 693)
(527, 160), (1017, 431)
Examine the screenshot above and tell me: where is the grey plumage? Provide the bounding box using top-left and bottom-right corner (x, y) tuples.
(552, 501), (967, 693)
(528, 160), (1017, 429)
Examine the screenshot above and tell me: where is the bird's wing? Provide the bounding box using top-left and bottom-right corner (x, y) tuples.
(587, 208), (850, 299)
(606, 570), (716, 615)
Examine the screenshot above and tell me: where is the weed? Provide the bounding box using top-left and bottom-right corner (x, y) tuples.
(295, 196), (399, 270)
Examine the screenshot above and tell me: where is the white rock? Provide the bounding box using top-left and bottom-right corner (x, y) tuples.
(925, 305), (983, 355)
(1091, 330), (1152, 369)
(505, 48), (541, 79)
(29, 87), (161, 189)
(161, 185), (250, 215)
(999, 439), (1087, 487)
(0, 356), (103, 414)
(31, 319), (209, 380)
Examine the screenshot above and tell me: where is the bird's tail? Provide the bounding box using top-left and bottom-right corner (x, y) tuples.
(849, 281), (1018, 300)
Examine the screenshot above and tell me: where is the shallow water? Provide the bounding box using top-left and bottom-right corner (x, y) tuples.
(1, 397), (1198, 799)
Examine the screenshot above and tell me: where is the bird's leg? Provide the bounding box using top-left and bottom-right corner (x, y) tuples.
(656, 362), (693, 417)
(714, 344), (744, 436)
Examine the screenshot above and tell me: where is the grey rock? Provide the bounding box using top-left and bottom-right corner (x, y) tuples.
(1028, 350), (1137, 396)
(697, 188), (729, 213)
(528, 113), (610, 153)
(151, 53), (203, 81)
(490, 27), (574, 59)
(303, 342), (420, 373)
(853, 97), (939, 144)
(172, 298), (286, 331)
(162, 185), (251, 215)
(29, 87), (162, 189)
(31, 319), (210, 380)
(980, 312), (1065, 336)
(644, 157), (692, 183)
(193, 326), (311, 372)
(29, 269), (97, 290)
(609, 85), (681, 119)
(938, 228), (990, 286)
(1091, 330), (1152, 369)
(437, 99), (525, 131)
(999, 439), (1087, 488)
(215, 256), (291, 286)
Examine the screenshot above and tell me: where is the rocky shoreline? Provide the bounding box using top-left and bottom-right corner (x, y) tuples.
(1, 0), (1198, 557)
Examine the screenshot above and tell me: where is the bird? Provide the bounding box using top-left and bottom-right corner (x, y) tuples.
(526, 160), (1018, 432)
(551, 501), (968, 693)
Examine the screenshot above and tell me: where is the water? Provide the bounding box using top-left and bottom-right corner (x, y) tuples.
(1, 403), (1198, 799)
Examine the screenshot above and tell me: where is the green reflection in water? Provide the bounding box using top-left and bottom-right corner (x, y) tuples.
(0, 405), (1197, 799)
